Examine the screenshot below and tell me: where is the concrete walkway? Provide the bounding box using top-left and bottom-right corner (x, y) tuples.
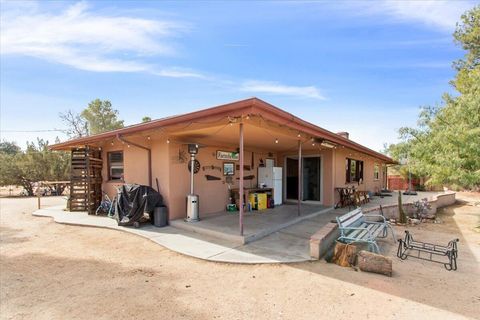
(33, 204), (338, 264)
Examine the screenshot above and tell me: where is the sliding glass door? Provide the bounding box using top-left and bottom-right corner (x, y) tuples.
(285, 156), (322, 203)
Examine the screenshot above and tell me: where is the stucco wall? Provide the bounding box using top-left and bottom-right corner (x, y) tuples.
(332, 148), (386, 205)
(276, 147), (386, 207)
(101, 137), (151, 199)
(167, 143), (278, 220)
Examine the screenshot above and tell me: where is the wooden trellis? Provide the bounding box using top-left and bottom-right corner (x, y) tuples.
(69, 146), (103, 214)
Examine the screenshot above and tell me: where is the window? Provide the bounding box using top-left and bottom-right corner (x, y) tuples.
(346, 158), (363, 183)
(374, 163), (380, 180)
(108, 151), (124, 181)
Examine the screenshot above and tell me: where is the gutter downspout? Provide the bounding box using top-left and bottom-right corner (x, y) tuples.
(116, 134), (152, 187)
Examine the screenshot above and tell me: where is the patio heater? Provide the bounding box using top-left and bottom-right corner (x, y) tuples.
(186, 143), (200, 222)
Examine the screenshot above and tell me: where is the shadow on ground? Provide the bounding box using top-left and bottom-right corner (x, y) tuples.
(289, 201), (480, 319)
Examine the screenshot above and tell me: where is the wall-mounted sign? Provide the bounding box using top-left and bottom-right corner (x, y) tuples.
(223, 162), (235, 176)
(216, 150), (239, 161)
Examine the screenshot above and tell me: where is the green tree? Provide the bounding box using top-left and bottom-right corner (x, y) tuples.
(142, 116), (152, 122)
(81, 99), (124, 135)
(0, 141), (21, 155)
(385, 6), (480, 190)
(0, 139), (70, 195)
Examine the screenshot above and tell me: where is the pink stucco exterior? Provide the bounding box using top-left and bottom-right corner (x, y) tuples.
(100, 138), (387, 221)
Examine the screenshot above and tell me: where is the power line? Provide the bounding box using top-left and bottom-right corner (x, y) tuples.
(0, 129), (67, 133)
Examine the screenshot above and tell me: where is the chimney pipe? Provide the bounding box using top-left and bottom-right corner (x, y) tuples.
(337, 132), (349, 139)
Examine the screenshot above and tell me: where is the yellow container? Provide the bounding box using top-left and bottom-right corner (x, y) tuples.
(249, 193), (257, 210)
(257, 193), (267, 210)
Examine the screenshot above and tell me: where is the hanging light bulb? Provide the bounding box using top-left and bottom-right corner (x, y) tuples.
(147, 136), (151, 140)
(127, 144), (130, 148)
(275, 138), (279, 144)
(167, 139), (170, 144)
(246, 115), (250, 120)
(297, 133), (301, 138)
(111, 141), (114, 146)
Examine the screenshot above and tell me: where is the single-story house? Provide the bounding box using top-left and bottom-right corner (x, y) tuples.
(51, 98), (394, 234)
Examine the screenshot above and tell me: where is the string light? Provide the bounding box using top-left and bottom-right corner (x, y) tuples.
(167, 139), (170, 144)
(147, 136), (151, 140)
(127, 144), (130, 148)
(275, 138), (279, 144)
(111, 141), (114, 146)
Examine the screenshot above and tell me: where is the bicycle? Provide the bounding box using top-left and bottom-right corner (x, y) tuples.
(96, 192), (114, 216)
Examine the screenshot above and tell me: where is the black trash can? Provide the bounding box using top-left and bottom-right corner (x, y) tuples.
(153, 206), (167, 227)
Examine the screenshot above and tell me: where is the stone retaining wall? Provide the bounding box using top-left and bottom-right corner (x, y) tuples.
(310, 192), (456, 259)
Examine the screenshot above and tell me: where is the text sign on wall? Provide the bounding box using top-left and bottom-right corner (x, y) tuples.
(216, 150), (239, 161)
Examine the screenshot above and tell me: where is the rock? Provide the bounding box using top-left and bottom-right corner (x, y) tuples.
(409, 218), (421, 225)
(357, 250), (393, 277)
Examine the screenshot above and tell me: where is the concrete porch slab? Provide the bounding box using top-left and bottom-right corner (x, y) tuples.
(170, 204), (334, 244)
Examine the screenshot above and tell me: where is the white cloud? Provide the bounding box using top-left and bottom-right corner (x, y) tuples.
(152, 68), (207, 79)
(346, 0), (474, 32)
(0, 1), (203, 77)
(240, 80), (325, 100)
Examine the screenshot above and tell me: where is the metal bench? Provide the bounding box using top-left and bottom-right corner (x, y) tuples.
(336, 208), (396, 253)
(397, 231), (459, 271)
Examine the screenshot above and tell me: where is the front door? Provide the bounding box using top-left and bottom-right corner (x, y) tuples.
(285, 156), (322, 203)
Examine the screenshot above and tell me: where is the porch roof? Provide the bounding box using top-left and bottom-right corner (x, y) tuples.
(50, 97), (394, 163)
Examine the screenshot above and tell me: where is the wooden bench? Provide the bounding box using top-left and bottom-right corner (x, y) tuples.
(336, 208), (396, 253)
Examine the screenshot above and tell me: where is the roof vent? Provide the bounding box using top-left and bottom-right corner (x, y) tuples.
(337, 132), (349, 139)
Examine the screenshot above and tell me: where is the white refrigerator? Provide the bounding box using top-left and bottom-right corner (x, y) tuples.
(258, 167), (283, 205)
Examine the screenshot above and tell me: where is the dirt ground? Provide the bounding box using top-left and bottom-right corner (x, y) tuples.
(1, 194), (479, 320)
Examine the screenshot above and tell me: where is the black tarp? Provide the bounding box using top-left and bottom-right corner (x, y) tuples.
(113, 184), (163, 226)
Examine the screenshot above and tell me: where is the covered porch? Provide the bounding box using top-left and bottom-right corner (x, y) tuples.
(166, 109), (340, 237)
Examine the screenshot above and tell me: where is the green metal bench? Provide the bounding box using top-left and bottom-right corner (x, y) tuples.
(336, 208), (396, 253)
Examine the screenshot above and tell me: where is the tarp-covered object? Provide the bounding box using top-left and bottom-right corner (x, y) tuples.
(113, 184), (163, 226)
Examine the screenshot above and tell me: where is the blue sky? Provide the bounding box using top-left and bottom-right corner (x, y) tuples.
(1, 0), (477, 151)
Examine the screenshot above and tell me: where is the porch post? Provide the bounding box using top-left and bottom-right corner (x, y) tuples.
(297, 139), (302, 216)
(239, 122), (244, 235)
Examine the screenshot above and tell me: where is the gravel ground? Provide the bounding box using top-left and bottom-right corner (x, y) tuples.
(1, 194), (479, 320)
